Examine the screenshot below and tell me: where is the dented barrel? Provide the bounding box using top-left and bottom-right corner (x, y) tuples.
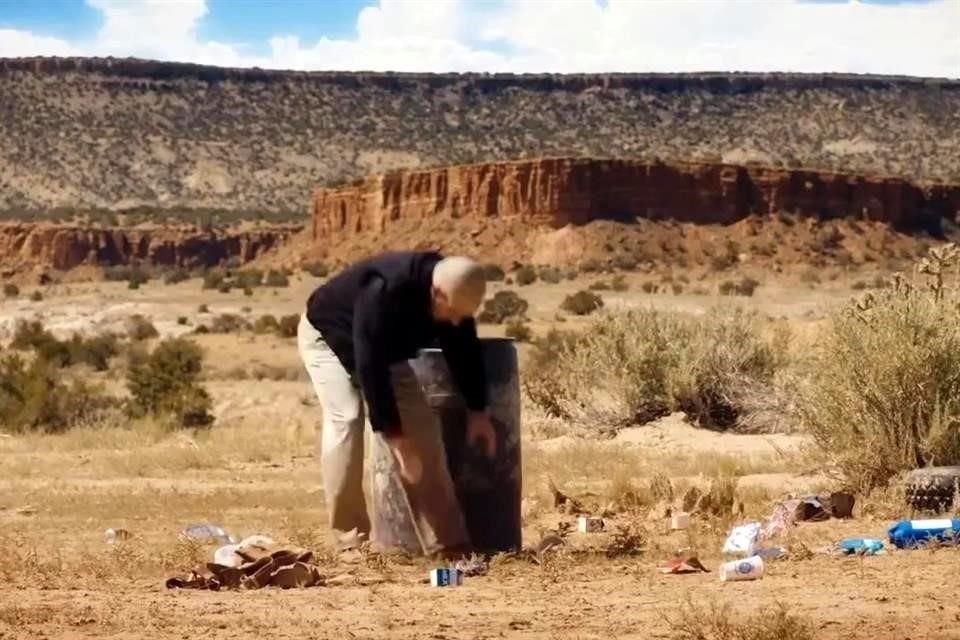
(369, 338), (523, 555)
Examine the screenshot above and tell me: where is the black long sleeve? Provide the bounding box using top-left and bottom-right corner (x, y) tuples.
(437, 317), (488, 412)
(352, 277), (402, 436)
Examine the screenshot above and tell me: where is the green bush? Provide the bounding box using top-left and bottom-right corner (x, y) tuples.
(253, 314), (281, 335)
(127, 315), (159, 341)
(265, 270), (290, 287)
(202, 270), (226, 290)
(3, 283), (19, 298)
(523, 308), (788, 434)
(719, 277), (761, 297)
(163, 269), (191, 285)
(504, 319), (532, 342)
(0, 354), (115, 433)
(303, 262), (330, 278)
(278, 314), (299, 338)
(209, 313), (250, 333)
(560, 290), (604, 316)
(477, 290), (529, 324)
(66, 333), (119, 371)
(481, 264), (505, 282)
(539, 267), (563, 284)
(797, 246), (960, 491)
(515, 266), (537, 286)
(126, 338), (214, 428)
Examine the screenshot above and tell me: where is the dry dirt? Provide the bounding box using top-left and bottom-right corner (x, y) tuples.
(2, 275), (958, 639)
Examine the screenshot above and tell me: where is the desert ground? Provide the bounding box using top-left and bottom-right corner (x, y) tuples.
(2, 268), (959, 640)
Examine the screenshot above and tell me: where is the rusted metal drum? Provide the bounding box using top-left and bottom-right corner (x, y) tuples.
(369, 338), (523, 555)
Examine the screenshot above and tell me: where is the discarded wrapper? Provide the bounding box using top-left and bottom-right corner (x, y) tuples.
(660, 554), (710, 574)
(577, 516), (604, 533)
(430, 567), (464, 587)
(671, 512), (690, 530)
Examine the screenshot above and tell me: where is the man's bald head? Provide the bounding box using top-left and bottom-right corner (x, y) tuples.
(431, 256), (487, 324)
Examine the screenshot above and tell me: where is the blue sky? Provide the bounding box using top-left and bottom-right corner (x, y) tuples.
(0, 0), (957, 77)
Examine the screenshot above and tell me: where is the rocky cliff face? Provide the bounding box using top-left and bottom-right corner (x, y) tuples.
(313, 157), (960, 242)
(0, 222), (299, 274)
(2, 57), (960, 218)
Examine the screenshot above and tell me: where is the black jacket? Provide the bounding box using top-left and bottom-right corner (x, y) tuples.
(305, 251), (487, 436)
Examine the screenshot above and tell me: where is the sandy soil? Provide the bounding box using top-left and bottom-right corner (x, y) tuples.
(2, 275), (954, 640)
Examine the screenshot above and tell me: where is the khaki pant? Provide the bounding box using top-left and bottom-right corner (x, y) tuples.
(296, 313), (470, 556)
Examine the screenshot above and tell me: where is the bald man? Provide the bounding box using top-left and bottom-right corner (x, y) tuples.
(297, 250), (497, 558)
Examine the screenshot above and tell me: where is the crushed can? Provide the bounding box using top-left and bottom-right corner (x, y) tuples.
(430, 567), (464, 587)
(577, 516), (604, 533)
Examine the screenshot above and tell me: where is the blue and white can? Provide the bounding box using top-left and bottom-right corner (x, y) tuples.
(430, 567), (464, 587)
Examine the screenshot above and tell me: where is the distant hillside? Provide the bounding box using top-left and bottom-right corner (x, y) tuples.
(1, 57), (959, 222)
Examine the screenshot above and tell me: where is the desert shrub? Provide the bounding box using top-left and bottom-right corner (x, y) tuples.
(851, 280), (868, 290)
(209, 313), (249, 334)
(523, 307), (788, 434)
(235, 270), (263, 289)
(278, 314), (299, 338)
(217, 282), (232, 294)
(482, 264), (505, 282)
(612, 254), (638, 271)
(539, 266), (563, 284)
(504, 319), (532, 342)
(612, 275), (629, 292)
(3, 283), (19, 298)
(126, 314), (159, 341)
(579, 258), (602, 273)
(198, 304), (209, 313)
(202, 270), (226, 290)
(560, 290), (604, 315)
(0, 354), (115, 433)
(163, 269), (190, 285)
(797, 246), (960, 491)
(514, 266), (537, 286)
(641, 281), (657, 294)
(303, 262), (330, 278)
(265, 270), (290, 287)
(30, 290), (43, 302)
(477, 290), (529, 324)
(253, 314), (281, 334)
(177, 317), (189, 326)
(10, 320), (71, 367)
(708, 240), (740, 271)
(126, 337), (213, 428)
(719, 277), (760, 297)
(590, 280), (611, 291)
(243, 287), (253, 297)
(667, 599), (813, 640)
(66, 333), (119, 371)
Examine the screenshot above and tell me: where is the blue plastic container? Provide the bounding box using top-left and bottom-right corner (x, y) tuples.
(837, 538), (884, 555)
(888, 518), (960, 549)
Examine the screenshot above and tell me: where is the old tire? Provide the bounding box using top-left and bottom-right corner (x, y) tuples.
(905, 467), (960, 513)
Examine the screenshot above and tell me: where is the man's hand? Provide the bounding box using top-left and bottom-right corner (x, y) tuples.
(385, 432), (423, 485)
(467, 411), (497, 458)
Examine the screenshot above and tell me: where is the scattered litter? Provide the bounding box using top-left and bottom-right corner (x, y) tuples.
(430, 567), (464, 587)
(577, 516), (604, 533)
(234, 534), (278, 561)
(722, 522), (762, 557)
(181, 523), (235, 545)
(671, 511), (690, 531)
(105, 528), (132, 544)
(166, 547), (322, 591)
(548, 478), (585, 514)
(837, 538), (885, 556)
(888, 518), (960, 549)
(660, 549), (710, 574)
(214, 544), (243, 568)
(753, 546), (787, 560)
(719, 555), (764, 582)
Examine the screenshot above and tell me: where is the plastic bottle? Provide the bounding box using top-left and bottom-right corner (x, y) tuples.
(181, 523), (234, 544)
(888, 518), (960, 549)
(837, 538), (885, 555)
(719, 555), (764, 582)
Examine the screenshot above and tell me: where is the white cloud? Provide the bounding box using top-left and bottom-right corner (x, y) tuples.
(1, 0), (958, 78)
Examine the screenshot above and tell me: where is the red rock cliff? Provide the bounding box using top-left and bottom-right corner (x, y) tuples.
(0, 223), (300, 273)
(312, 158), (960, 242)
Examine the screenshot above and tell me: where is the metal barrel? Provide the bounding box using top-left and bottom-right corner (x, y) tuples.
(369, 338), (523, 555)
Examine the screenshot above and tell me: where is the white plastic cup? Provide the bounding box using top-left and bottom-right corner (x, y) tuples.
(577, 516), (603, 533)
(719, 555), (764, 582)
(671, 512), (690, 530)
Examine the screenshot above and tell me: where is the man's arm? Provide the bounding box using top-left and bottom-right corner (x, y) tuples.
(437, 318), (487, 413)
(353, 277), (402, 436)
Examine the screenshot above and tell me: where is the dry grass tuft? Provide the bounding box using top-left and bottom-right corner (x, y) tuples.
(665, 598), (814, 640)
